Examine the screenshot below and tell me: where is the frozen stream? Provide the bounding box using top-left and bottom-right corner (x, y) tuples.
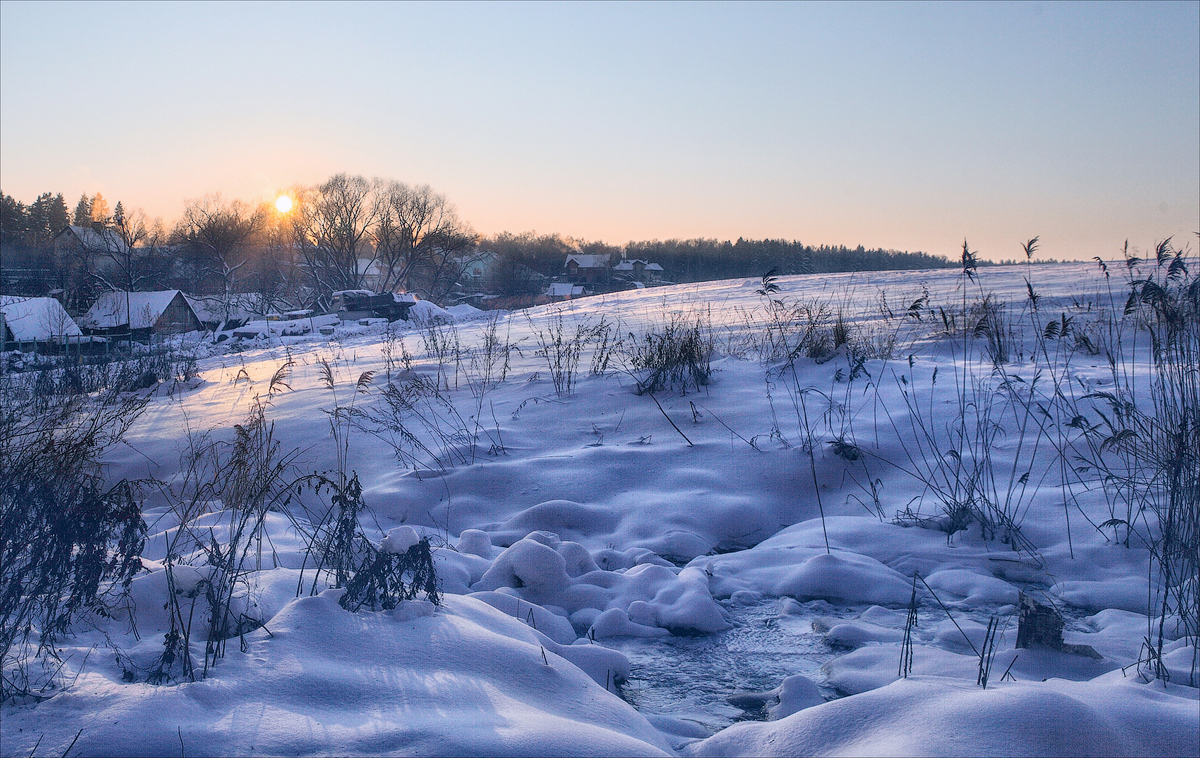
(611, 599), (841, 733)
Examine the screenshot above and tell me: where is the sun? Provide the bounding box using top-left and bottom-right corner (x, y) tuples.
(275, 195), (293, 213)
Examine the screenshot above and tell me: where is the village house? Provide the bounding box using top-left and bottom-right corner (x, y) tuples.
(51, 224), (131, 258)
(564, 254), (611, 285)
(1, 295), (83, 351)
(80, 290), (202, 341)
(612, 259), (664, 284)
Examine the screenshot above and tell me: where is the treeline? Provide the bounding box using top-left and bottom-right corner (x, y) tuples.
(482, 232), (953, 284)
(1, 176), (475, 311)
(3, 180), (955, 314)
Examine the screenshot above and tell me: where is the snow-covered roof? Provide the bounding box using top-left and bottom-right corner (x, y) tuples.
(0, 296), (82, 341)
(565, 254), (610, 269)
(56, 225), (131, 253)
(548, 283), (585, 296)
(613, 260), (663, 272)
(393, 293), (418, 305)
(185, 293), (270, 323)
(81, 290), (192, 330)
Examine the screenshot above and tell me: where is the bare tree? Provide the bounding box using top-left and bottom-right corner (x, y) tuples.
(294, 174), (378, 303)
(82, 204), (156, 292)
(372, 181), (476, 300)
(175, 195), (266, 316)
(77, 203), (161, 344)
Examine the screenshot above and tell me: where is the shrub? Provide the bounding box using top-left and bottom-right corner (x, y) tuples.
(339, 538), (441, 612)
(627, 311), (713, 395)
(0, 393), (149, 701)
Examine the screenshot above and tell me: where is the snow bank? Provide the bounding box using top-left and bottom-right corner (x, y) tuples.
(684, 675), (1199, 757)
(0, 593), (671, 757)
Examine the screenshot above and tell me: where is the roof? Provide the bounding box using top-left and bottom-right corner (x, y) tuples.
(55, 225), (131, 254)
(1, 296), (82, 341)
(613, 260), (663, 272)
(565, 254), (610, 269)
(548, 283), (585, 297)
(81, 290), (194, 330)
(185, 293), (270, 323)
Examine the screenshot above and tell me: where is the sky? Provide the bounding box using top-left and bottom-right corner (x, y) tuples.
(1, 1), (1197, 261)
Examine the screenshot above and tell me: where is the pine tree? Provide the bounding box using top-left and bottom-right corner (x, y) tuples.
(73, 194), (92, 226)
(0, 192), (29, 245)
(27, 192), (55, 244)
(49, 193), (69, 234)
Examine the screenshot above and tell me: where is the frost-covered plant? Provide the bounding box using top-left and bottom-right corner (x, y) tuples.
(421, 319), (462, 390)
(338, 534), (440, 613)
(359, 371), (476, 471)
(627, 309), (713, 396)
(528, 308), (594, 396)
(153, 361), (308, 683)
(1074, 241), (1199, 685)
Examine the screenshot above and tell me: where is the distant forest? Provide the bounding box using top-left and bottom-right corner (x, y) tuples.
(482, 232), (955, 285)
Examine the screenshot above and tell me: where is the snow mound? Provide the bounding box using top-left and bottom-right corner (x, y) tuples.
(446, 303), (485, 320)
(695, 539), (912, 606)
(471, 533), (730, 636)
(685, 675), (1199, 757)
(409, 299), (455, 323)
(0, 593), (671, 757)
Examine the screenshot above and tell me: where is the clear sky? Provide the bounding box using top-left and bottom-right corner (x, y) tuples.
(2, 1), (1197, 260)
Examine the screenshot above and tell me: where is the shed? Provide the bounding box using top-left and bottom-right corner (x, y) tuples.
(548, 283), (585, 301)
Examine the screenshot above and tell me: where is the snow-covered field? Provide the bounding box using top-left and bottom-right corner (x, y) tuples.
(3, 261), (1197, 757)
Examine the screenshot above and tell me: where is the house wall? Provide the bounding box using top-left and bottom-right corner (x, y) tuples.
(154, 294), (203, 334)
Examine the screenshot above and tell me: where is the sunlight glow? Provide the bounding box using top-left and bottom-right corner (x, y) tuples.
(275, 194), (293, 213)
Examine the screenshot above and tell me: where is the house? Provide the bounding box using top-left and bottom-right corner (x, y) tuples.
(52, 225), (131, 256)
(185, 293), (272, 330)
(548, 283), (585, 301)
(612, 259), (665, 284)
(564, 254), (611, 284)
(80, 290), (202, 340)
(459, 251), (500, 286)
(1, 295), (83, 350)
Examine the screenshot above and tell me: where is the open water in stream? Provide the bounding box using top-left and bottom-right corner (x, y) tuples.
(611, 599), (842, 733)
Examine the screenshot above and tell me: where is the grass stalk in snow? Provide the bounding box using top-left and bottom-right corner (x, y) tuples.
(1071, 241), (1199, 685)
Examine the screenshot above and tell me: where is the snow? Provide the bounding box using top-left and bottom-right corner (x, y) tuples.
(5, 261), (1197, 756)
(446, 303), (485, 320)
(0, 295), (82, 340)
(683, 674), (1198, 757)
(408, 299), (455, 323)
(0, 593), (672, 757)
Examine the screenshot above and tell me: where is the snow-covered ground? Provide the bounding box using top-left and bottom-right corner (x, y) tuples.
(3, 261), (1197, 756)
